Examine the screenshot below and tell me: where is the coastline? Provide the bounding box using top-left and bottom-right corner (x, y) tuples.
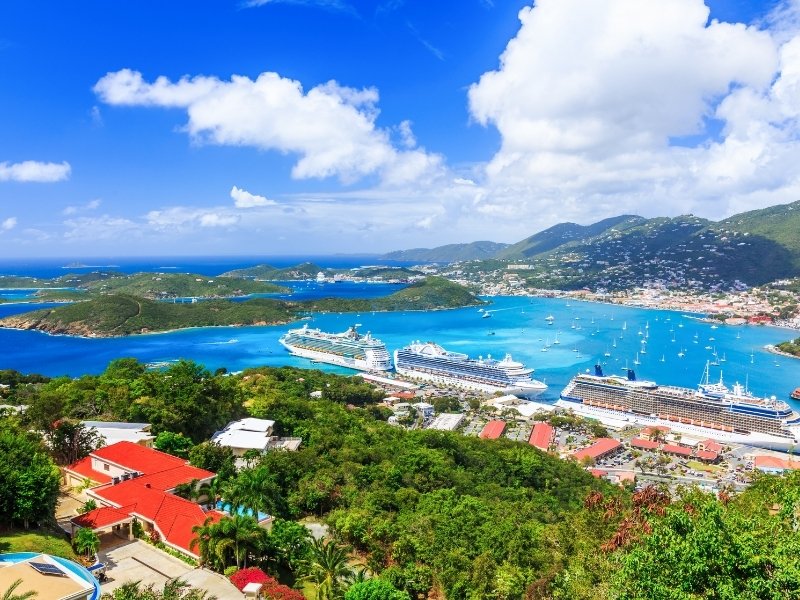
(765, 344), (800, 361)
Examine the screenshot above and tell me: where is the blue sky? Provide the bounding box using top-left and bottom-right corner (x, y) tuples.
(0, 0), (797, 256)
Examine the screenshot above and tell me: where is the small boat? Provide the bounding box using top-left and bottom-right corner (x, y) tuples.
(545, 315), (555, 323)
(633, 352), (640, 366)
(660, 354), (665, 363)
(553, 333), (561, 345)
(720, 353), (727, 363)
(482, 312), (492, 319)
(612, 339), (617, 348)
(711, 325), (718, 330)
(791, 388), (800, 401)
(604, 347), (611, 357)
(678, 349), (685, 358)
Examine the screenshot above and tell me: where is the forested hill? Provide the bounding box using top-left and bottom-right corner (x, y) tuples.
(382, 241), (509, 262)
(0, 277), (481, 336)
(220, 262), (326, 280)
(5, 359), (800, 599)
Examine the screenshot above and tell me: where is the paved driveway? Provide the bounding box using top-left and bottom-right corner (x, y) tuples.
(99, 540), (239, 598)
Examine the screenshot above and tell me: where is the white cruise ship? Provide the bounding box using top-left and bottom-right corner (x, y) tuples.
(279, 324), (392, 372)
(394, 342), (547, 398)
(557, 364), (800, 451)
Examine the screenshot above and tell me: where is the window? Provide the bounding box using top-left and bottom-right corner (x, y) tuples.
(103, 464), (110, 471)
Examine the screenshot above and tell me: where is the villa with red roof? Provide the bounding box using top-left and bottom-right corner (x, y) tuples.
(66, 441), (225, 558)
(479, 420), (506, 440)
(573, 438), (622, 462)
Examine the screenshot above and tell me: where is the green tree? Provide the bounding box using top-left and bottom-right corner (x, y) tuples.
(1, 579), (37, 600)
(300, 538), (357, 600)
(214, 514), (266, 569)
(223, 466), (283, 518)
(344, 579), (409, 600)
(189, 442), (236, 481)
(46, 419), (104, 465)
(73, 527), (100, 558)
(154, 431), (194, 459)
(100, 579), (214, 600)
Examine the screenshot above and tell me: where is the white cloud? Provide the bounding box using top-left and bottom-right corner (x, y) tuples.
(94, 69), (443, 185)
(199, 213), (240, 228)
(63, 215), (139, 240)
(465, 0), (800, 224)
(0, 160), (71, 183)
(1, 217), (17, 231)
(230, 185), (275, 208)
(63, 198), (102, 215)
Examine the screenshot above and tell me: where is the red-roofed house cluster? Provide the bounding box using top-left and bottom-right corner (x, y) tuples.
(66, 441), (227, 558)
(630, 435), (722, 463)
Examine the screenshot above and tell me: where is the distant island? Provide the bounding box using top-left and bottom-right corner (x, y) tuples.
(0, 271), (287, 299)
(0, 277), (482, 337)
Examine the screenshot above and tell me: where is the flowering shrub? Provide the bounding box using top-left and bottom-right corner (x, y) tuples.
(228, 568), (303, 599)
(229, 567), (269, 591)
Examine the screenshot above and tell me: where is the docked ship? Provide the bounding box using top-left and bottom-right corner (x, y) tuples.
(279, 324), (392, 372)
(394, 342), (547, 398)
(557, 363), (800, 451)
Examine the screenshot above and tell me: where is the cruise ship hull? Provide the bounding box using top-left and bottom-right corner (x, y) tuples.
(555, 397), (799, 452)
(394, 364), (546, 399)
(281, 343), (381, 372)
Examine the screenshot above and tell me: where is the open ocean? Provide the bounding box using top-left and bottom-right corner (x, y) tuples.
(1, 257), (799, 405)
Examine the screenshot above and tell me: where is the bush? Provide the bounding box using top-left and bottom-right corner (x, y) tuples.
(228, 567), (304, 599)
(229, 567), (270, 591)
(345, 579), (411, 600)
(224, 566), (239, 577)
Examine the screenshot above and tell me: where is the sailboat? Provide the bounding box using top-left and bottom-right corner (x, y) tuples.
(660, 354), (666, 362)
(736, 331), (741, 339)
(545, 315), (555, 324)
(640, 340), (647, 354)
(720, 353), (727, 363)
(604, 347), (611, 357)
(678, 348), (685, 358)
(750, 349), (755, 364)
(553, 332), (561, 345)
(633, 352), (641, 366)
(622, 321), (627, 331)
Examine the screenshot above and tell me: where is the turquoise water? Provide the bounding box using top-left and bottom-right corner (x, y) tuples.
(1, 294), (799, 404)
(215, 500), (270, 522)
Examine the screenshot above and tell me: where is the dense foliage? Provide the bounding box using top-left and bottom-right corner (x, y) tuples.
(0, 418), (61, 529)
(776, 336), (800, 357)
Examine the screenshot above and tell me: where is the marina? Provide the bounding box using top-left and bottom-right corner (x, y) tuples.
(0, 292), (799, 406)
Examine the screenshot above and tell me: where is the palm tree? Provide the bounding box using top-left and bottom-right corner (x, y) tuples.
(214, 514), (266, 569)
(73, 527), (100, 559)
(300, 538), (356, 600)
(222, 467), (280, 518)
(197, 477), (222, 508)
(2, 580), (37, 600)
(191, 516), (224, 570)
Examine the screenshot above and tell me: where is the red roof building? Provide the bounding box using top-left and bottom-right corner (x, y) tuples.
(753, 455), (800, 472)
(573, 438), (622, 462)
(630, 438), (660, 451)
(529, 422), (554, 451)
(641, 426), (670, 440)
(662, 443), (691, 457)
(67, 441), (222, 557)
(695, 450), (719, 463)
(697, 439), (723, 454)
(479, 420), (506, 440)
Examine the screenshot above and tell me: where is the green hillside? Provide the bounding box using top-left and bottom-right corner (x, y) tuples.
(497, 215), (645, 259)
(84, 272), (286, 298)
(0, 295), (297, 336)
(0, 277), (480, 336)
(220, 262), (326, 280)
(382, 240), (509, 262)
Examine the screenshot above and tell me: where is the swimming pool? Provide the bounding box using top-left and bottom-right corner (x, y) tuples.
(0, 552), (101, 600)
(215, 500), (270, 522)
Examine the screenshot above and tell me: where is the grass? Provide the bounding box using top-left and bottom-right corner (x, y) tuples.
(0, 527), (78, 560)
(687, 460), (722, 473)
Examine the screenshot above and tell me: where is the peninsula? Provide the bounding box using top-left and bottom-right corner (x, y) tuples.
(0, 277), (482, 337)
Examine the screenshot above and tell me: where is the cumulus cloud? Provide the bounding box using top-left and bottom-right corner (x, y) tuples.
(63, 215), (139, 240)
(0, 160), (71, 183)
(230, 185), (275, 208)
(63, 198), (102, 215)
(94, 69), (443, 185)
(466, 0), (800, 223)
(1, 217), (17, 231)
(199, 213), (240, 227)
